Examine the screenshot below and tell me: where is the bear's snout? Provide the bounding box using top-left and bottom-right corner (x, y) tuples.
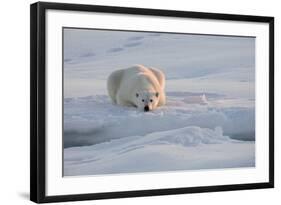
(144, 105), (149, 112)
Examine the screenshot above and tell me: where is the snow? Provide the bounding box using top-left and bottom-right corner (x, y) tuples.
(64, 126), (254, 176)
(63, 28), (255, 176)
(64, 29), (255, 99)
(64, 94), (254, 148)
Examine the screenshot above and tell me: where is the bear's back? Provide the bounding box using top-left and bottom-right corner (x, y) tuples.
(121, 65), (150, 79)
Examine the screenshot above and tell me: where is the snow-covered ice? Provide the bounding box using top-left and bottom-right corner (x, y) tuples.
(64, 126), (254, 176)
(64, 93), (255, 176)
(63, 28), (255, 176)
(64, 94), (254, 148)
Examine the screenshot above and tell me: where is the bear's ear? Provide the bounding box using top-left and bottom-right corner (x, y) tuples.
(156, 92), (159, 97)
(136, 93), (139, 98)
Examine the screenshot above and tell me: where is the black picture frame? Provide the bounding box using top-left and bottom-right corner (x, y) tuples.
(30, 1), (274, 203)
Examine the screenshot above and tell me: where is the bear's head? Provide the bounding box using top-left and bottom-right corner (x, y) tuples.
(134, 90), (159, 112)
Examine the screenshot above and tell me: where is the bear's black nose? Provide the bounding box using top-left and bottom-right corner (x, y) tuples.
(144, 105), (149, 112)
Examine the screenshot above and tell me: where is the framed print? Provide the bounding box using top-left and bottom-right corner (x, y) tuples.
(30, 2), (274, 203)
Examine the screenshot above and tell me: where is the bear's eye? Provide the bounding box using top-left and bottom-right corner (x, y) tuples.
(136, 93), (139, 98)
(150, 99), (153, 102)
(142, 99), (145, 102)
(156, 92), (159, 97)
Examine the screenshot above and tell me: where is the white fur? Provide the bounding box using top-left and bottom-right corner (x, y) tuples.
(107, 65), (166, 111)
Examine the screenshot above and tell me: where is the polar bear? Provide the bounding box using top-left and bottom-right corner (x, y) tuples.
(107, 65), (166, 111)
